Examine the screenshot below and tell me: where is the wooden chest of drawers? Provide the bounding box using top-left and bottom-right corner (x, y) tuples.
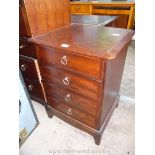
(19, 0), (71, 104)
(19, 0), (134, 145)
(30, 24), (134, 144)
(19, 50), (46, 104)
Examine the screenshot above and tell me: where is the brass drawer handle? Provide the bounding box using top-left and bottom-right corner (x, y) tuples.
(67, 108), (72, 116)
(65, 94), (71, 102)
(28, 85), (33, 91)
(75, 7), (80, 11)
(61, 56), (68, 65)
(19, 44), (26, 49)
(20, 64), (27, 71)
(63, 77), (70, 86)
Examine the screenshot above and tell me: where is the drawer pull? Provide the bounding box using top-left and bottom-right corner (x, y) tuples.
(61, 56), (68, 65)
(20, 64), (27, 71)
(19, 44), (26, 49)
(75, 7), (80, 11)
(63, 76), (70, 86)
(65, 94), (71, 102)
(67, 108), (72, 115)
(28, 85), (33, 91)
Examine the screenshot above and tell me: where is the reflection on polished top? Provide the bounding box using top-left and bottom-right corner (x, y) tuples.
(71, 15), (117, 26)
(71, 0), (135, 3)
(30, 25), (134, 59)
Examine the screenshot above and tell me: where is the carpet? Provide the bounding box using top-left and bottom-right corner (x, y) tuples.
(19, 98), (135, 155)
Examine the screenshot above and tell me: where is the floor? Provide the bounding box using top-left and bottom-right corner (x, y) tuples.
(120, 41), (135, 99)
(19, 41), (135, 155)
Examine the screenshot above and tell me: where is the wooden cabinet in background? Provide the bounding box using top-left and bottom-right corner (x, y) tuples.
(19, 0), (71, 37)
(19, 0), (71, 104)
(71, 4), (92, 14)
(71, 0), (135, 29)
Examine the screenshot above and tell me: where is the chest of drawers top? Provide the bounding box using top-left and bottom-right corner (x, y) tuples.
(30, 24), (134, 60)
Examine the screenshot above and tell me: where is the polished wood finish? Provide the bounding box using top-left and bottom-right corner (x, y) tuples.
(43, 82), (98, 116)
(20, 0), (71, 37)
(24, 78), (45, 103)
(71, 4), (92, 14)
(19, 1), (31, 37)
(19, 55), (46, 104)
(47, 96), (96, 128)
(31, 25), (134, 59)
(99, 46), (128, 128)
(19, 0), (72, 103)
(71, 15), (117, 26)
(39, 65), (102, 100)
(36, 45), (103, 80)
(29, 25), (134, 144)
(19, 56), (39, 81)
(106, 14), (129, 28)
(19, 38), (37, 58)
(71, 0), (135, 29)
(46, 94), (119, 145)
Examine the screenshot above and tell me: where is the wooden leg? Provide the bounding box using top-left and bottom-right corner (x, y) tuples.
(94, 134), (102, 145)
(116, 102), (119, 108)
(45, 106), (53, 118)
(116, 94), (120, 108)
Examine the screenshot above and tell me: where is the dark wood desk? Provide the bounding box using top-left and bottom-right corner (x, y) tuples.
(71, 15), (117, 26)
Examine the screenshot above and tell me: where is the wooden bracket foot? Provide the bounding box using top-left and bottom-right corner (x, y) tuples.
(45, 106), (53, 118)
(94, 134), (102, 145)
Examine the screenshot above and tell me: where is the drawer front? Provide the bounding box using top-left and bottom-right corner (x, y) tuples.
(71, 4), (91, 13)
(43, 82), (98, 116)
(40, 65), (101, 100)
(24, 79), (45, 102)
(19, 56), (39, 81)
(47, 96), (96, 128)
(37, 46), (102, 80)
(19, 39), (37, 58)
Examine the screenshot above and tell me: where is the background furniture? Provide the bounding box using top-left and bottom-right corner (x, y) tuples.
(71, 0), (135, 29)
(19, 0), (71, 104)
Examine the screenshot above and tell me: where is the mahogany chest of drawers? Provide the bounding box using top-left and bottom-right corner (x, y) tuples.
(29, 25), (134, 144)
(19, 38), (46, 104)
(19, 0), (134, 145)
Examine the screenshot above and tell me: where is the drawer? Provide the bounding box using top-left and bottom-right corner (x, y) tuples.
(24, 78), (45, 102)
(19, 56), (39, 81)
(71, 4), (91, 13)
(37, 46), (102, 80)
(40, 65), (102, 101)
(43, 82), (98, 116)
(19, 39), (37, 58)
(47, 96), (96, 128)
